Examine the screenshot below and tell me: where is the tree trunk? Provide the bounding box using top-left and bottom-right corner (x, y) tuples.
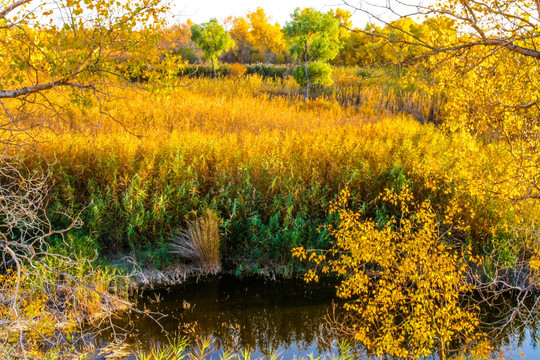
(439, 339), (446, 360)
(266, 48), (271, 64)
(211, 57), (216, 78)
(243, 46), (249, 64)
(303, 60), (309, 103)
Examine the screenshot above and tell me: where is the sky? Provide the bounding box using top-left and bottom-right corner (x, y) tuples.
(171, 0), (374, 27)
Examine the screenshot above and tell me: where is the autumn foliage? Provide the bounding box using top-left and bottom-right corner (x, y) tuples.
(293, 187), (491, 359)
(2, 0), (540, 358)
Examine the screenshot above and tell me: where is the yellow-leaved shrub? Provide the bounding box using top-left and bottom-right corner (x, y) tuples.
(294, 187), (491, 359)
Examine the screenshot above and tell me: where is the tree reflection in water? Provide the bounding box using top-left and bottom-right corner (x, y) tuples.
(323, 289), (540, 359)
(95, 275), (540, 359)
(115, 275), (340, 357)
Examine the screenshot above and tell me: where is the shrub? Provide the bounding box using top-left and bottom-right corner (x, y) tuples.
(246, 63), (292, 78)
(177, 64), (227, 78)
(228, 63), (247, 79)
(293, 187), (490, 359)
(174, 46), (200, 64)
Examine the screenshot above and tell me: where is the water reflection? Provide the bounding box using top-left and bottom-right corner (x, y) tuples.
(111, 275), (340, 357)
(94, 276), (540, 359)
(476, 292), (540, 358)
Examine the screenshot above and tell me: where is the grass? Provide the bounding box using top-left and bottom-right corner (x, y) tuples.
(1, 71), (538, 359)
(134, 336), (357, 360)
(169, 209), (221, 274)
(3, 75), (534, 271)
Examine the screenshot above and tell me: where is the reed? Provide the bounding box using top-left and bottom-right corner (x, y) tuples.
(169, 209), (221, 274)
(136, 337), (190, 360)
(134, 336), (356, 360)
(2, 75), (534, 269)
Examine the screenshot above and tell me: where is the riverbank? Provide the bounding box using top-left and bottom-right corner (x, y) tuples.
(2, 76), (539, 359)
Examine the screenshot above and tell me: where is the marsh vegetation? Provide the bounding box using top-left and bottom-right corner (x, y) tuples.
(2, 0), (540, 359)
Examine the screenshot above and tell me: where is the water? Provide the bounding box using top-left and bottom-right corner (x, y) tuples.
(112, 274), (341, 358)
(94, 275), (540, 359)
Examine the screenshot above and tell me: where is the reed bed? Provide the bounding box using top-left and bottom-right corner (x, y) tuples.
(4, 76), (530, 269)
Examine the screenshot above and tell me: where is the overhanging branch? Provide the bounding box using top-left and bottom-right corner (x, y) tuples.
(0, 0), (33, 19)
(0, 81), (95, 99)
(342, 0), (540, 61)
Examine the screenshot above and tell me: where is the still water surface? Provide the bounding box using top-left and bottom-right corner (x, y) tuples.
(97, 275), (540, 359)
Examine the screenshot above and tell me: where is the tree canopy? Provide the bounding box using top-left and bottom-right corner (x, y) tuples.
(340, 0), (540, 202)
(190, 18), (234, 78)
(0, 0), (170, 145)
(284, 8), (342, 102)
(284, 8), (342, 63)
(247, 7), (285, 64)
(0, 0), (167, 99)
(225, 15), (252, 63)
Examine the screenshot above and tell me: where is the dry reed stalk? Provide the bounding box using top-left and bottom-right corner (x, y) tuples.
(170, 209), (221, 274)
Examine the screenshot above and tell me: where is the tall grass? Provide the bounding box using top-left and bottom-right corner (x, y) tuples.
(4, 76), (534, 269)
(170, 209), (221, 274)
(173, 65), (442, 124)
(135, 336), (356, 360)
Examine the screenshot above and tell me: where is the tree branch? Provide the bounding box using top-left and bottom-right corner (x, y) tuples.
(0, 81), (95, 99)
(342, 0), (540, 61)
(0, 0), (33, 19)
(483, 38), (540, 59)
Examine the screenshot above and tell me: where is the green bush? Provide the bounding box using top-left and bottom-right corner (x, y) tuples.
(293, 62), (334, 87)
(245, 64), (292, 78)
(177, 63), (294, 79)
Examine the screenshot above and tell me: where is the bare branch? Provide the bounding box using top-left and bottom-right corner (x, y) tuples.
(342, 0), (540, 60)
(0, 80), (95, 99)
(0, 0), (33, 19)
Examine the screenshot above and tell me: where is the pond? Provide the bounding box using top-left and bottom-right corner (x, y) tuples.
(93, 275), (540, 359)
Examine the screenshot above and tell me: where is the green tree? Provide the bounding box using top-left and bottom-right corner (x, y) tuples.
(283, 8), (341, 102)
(292, 62), (333, 88)
(191, 19), (234, 78)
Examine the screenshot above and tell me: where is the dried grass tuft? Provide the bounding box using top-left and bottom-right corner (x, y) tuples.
(170, 209), (221, 274)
